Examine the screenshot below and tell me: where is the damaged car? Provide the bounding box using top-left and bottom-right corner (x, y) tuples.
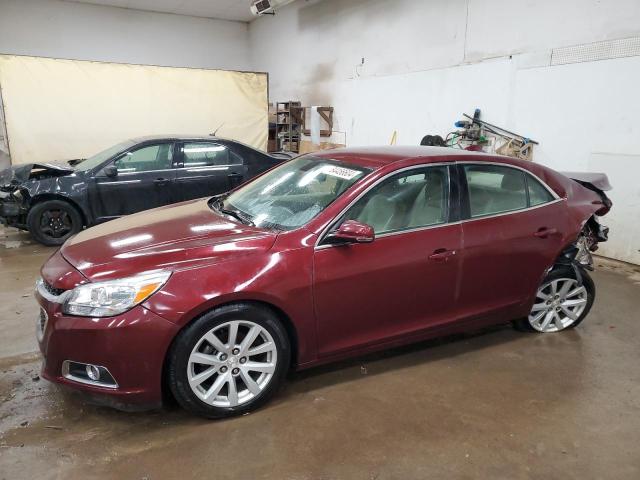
(0, 135), (290, 245)
(35, 147), (611, 418)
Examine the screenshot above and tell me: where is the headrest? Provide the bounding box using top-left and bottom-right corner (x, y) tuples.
(501, 173), (524, 191)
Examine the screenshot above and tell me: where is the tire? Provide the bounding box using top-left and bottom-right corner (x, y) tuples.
(513, 265), (595, 333)
(27, 199), (83, 246)
(167, 303), (291, 419)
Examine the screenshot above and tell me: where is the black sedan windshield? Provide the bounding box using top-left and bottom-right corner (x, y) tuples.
(221, 156), (369, 230)
(74, 140), (136, 172)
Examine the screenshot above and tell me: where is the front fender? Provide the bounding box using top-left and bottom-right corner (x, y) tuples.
(142, 244), (317, 364)
(25, 176), (91, 224)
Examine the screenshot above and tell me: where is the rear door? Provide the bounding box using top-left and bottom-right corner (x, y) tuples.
(90, 142), (177, 221)
(174, 141), (248, 201)
(457, 162), (566, 322)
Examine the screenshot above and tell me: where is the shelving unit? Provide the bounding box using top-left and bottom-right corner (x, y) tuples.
(276, 101), (302, 153)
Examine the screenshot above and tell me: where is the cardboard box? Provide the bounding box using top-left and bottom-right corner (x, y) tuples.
(299, 140), (346, 155)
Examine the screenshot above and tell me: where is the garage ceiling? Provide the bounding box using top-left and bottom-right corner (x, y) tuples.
(66, 0), (256, 22)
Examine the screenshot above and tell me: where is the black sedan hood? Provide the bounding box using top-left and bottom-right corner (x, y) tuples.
(0, 161), (76, 186)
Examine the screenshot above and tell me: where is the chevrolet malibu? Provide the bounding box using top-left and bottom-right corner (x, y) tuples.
(35, 147), (612, 418)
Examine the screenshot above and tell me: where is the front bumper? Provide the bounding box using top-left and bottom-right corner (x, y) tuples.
(0, 196), (27, 228)
(35, 286), (180, 409)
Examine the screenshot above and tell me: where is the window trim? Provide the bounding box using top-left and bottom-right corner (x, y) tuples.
(316, 163), (456, 249)
(458, 161), (561, 221)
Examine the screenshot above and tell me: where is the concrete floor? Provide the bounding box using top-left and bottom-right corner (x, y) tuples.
(1, 224), (639, 480)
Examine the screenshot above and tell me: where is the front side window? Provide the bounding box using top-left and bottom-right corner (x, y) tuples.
(343, 166), (449, 234)
(219, 156), (369, 230)
(464, 165), (527, 218)
(182, 143), (238, 167)
(113, 143), (173, 173)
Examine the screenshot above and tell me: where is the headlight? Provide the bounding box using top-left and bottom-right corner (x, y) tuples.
(63, 271), (171, 317)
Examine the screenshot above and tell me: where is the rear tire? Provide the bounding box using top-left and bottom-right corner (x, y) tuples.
(167, 303), (290, 419)
(27, 199), (83, 246)
(513, 265), (595, 333)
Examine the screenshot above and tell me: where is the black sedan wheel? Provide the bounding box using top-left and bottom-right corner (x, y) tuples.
(27, 200), (83, 246)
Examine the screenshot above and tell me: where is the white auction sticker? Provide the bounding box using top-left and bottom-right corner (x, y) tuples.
(320, 165), (361, 180)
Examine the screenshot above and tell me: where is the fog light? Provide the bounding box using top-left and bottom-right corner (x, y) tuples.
(86, 364), (100, 381)
(62, 360), (118, 389)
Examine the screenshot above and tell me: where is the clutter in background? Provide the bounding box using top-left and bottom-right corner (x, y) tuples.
(421, 109), (539, 160)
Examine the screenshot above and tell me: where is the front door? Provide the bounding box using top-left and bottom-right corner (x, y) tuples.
(174, 141), (248, 201)
(90, 142), (177, 221)
(313, 165), (463, 357)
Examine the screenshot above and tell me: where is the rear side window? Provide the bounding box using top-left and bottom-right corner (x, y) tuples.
(527, 174), (555, 206)
(181, 143), (240, 167)
(464, 165), (527, 218)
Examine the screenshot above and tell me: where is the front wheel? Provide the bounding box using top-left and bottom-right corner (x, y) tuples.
(27, 199), (83, 246)
(514, 266), (595, 333)
(167, 303), (291, 419)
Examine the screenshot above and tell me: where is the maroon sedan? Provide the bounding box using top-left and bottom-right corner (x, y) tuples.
(35, 147), (611, 418)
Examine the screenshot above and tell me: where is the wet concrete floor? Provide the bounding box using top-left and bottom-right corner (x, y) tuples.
(1, 224), (639, 479)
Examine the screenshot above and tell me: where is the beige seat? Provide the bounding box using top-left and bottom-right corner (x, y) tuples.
(355, 193), (398, 233)
(407, 172), (446, 227)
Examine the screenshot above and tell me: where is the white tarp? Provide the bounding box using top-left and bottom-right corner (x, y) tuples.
(0, 55), (268, 165)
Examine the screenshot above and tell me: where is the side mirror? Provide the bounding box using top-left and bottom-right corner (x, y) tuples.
(325, 220), (375, 245)
(103, 165), (118, 177)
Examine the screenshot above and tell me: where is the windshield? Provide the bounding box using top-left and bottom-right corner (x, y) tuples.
(218, 156), (370, 230)
(74, 140), (137, 172)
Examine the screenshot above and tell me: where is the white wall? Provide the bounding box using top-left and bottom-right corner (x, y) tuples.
(0, 0), (250, 71)
(249, 0), (640, 264)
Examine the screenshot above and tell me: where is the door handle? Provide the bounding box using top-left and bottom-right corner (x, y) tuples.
(154, 178), (170, 186)
(534, 227), (558, 238)
(428, 248), (456, 262)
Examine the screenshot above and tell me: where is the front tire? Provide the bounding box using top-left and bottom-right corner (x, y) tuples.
(514, 266), (595, 333)
(27, 199), (83, 246)
(167, 303), (290, 419)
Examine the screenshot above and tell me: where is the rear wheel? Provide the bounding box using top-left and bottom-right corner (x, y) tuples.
(514, 266), (595, 333)
(167, 303), (290, 418)
(27, 199), (83, 246)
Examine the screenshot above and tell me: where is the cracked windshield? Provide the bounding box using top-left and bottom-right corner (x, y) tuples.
(220, 157), (370, 230)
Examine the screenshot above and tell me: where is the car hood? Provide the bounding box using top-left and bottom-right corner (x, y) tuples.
(60, 199), (278, 281)
(0, 161), (75, 186)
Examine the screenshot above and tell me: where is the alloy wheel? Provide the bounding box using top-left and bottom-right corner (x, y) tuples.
(187, 320), (278, 407)
(39, 209), (73, 239)
(528, 277), (588, 332)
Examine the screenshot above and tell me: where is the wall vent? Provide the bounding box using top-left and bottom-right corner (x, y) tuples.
(551, 36), (640, 66)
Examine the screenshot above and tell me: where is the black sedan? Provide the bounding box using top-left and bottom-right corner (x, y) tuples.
(0, 135), (291, 245)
